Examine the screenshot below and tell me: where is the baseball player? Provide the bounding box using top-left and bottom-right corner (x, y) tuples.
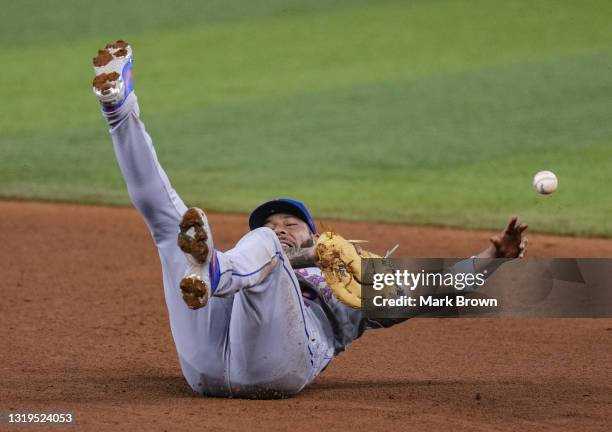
(92, 41), (528, 398)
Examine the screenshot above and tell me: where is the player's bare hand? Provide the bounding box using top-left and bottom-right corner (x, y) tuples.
(489, 215), (528, 258)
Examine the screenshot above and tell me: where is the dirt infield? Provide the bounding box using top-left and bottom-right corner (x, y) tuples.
(2, 200), (611, 431)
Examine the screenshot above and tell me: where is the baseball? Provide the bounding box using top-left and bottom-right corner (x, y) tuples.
(533, 170), (558, 194)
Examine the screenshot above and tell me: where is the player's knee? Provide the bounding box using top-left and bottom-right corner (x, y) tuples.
(250, 226), (284, 254)
(253, 226), (280, 244)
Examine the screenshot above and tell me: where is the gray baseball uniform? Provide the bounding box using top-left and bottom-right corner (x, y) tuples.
(104, 92), (384, 398)
(103, 90), (484, 398)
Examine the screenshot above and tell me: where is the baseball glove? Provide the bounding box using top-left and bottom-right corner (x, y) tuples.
(316, 231), (395, 309)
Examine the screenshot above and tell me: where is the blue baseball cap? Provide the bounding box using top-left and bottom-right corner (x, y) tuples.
(249, 198), (317, 234)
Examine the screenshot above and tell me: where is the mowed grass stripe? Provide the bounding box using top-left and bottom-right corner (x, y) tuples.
(1, 0), (611, 135)
(3, 143), (610, 236)
(1, 0), (388, 47)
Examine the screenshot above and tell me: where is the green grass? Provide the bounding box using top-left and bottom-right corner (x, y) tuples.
(1, 0), (612, 236)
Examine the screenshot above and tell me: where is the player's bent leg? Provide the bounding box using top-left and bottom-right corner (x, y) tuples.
(225, 228), (335, 398)
(178, 218), (334, 398)
(177, 208), (281, 308)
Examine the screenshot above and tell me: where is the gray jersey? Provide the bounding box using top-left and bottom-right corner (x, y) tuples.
(295, 268), (383, 355)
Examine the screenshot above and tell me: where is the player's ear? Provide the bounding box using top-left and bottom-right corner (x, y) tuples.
(312, 233), (319, 242)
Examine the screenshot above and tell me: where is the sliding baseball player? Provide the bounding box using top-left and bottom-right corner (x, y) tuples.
(91, 40), (528, 398)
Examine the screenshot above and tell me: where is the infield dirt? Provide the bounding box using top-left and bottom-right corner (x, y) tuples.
(2, 201), (611, 431)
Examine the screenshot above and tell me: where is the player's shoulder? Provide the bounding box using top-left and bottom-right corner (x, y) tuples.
(295, 267), (335, 303)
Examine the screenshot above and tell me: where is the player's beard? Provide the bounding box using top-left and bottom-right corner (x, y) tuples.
(284, 237), (317, 268)
(300, 238), (315, 248)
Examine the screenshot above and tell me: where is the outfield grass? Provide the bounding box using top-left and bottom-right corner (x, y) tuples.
(1, 0), (612, 236)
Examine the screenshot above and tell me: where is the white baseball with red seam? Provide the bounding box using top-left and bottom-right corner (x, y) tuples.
(533, 170), (558, 194)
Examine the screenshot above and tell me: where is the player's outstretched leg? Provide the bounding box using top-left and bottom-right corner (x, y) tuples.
(177, 208), (220, 309)
(91, 44), (234, 396)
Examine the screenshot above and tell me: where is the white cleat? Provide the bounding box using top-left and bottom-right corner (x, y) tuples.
(91, 39), (134, 111)
(177, 208), (219, 310)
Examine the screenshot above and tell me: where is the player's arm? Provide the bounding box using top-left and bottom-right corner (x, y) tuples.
(368, 217), (529, 327)
(443, 216), (528, 292)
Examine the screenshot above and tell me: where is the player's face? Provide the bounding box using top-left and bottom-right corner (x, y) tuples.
(263, 213), (315, 251)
